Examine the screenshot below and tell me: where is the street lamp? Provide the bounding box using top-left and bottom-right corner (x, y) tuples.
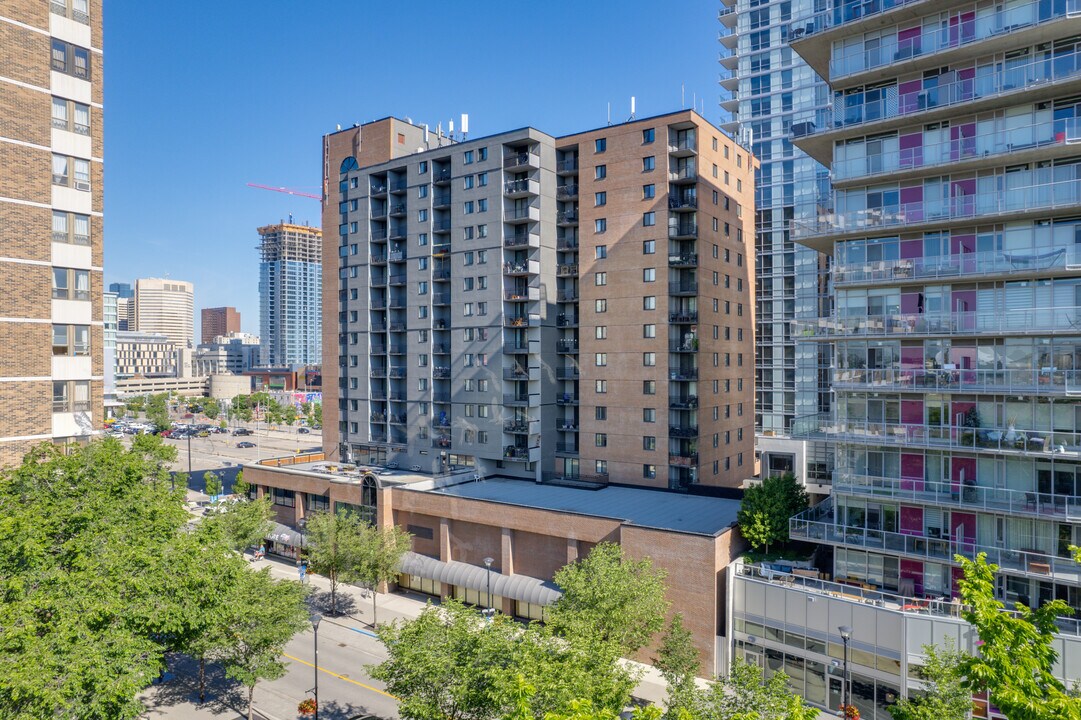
(838, 625), (853, 717)
(483, 557), (494, 614)
(310, 610), (322, 720)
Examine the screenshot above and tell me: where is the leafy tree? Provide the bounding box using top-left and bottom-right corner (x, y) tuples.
(202, 397), (221, 419)
(736, 473), (809, 555)
(956, 553), (1081, 720)
(653, 613), (699, 715)
(282, 404), (298, 426)
(693, 659), (818, 720)
(204, 471), (222, 498)
(145, 392), (171, 431)
(220, 568), (310, 720)
(232, 469), (249, 498)
(232, 394), (254, 422)
(358, 524), (412, 624)
(305, 509), (368, 614)
(204, 496), (273, 553)
(888, 638), (971, 720)
(310, 401), (322, 426)
(547, 542), (668, 655)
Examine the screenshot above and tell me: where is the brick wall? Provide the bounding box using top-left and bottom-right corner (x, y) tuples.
(0, 204), (51, 262)
(0, 19), (50, 87)
(0, 380), (51, 444)
(0, 83), (49, 146)
(0, 143), (50, 202)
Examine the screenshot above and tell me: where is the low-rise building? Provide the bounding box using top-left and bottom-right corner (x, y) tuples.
(115, 331), (177, 378)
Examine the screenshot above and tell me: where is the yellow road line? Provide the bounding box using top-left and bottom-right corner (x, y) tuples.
(282, 653), (398, 700)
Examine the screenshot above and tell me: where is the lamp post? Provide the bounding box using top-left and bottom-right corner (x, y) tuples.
(483, 556), (494, 614)
(310, 610), (322, 720)
(839, 625), (853, 717)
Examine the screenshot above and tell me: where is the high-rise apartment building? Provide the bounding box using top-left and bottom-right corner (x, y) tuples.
(720, 0), (834, 489)
(323, 111), (756, 487)
(200, 306), (241, 344)
(133, 277), (194, 348)
(0, 0), (104, 464)
(258, 222), (322, 367)
(726, 3), (1081, 717)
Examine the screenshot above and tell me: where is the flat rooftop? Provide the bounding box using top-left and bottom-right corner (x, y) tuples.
(423, 478), (741, 537)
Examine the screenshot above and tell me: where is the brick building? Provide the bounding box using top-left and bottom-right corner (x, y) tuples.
(0, 0), (104, 464)
(200, 306), (240, 344)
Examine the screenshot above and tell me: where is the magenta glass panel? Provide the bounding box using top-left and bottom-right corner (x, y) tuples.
(900, 506), (924, 536)
(900, 132), (922, 168)
(900, 558), (924, 596)
(901, 292), (920, 314)
(901, 346), (923, 368)
(951, 456), (976, 495)
(901, 238), (922, 259)
(902, 399), (924, 425)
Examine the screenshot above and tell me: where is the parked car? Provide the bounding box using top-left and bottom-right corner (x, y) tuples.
(232, 428), (253, 436)
(236, 441), (256, 448)
(297, 427), (311, 434)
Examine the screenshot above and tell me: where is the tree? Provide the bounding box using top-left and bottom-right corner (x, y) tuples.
(204, 471), (222, 498)
(888, 638), (971, 720)
(204, 496), (273, 553)
(220, 568), (310, 720)
(693, 659), (818, 720)
(202, 397), (221, 420)
(145, 392), (171, 431)
(310, 401), (322, 426)
(736, 473), (809, 555)
(282, 404), (298, 426)
(304, 509), (368, 614)
(232, 469), (249, 498)
(956, 553), (1081, 720)
(653, 614), (699, 716)
(547, 542), (669, 655)
(357, 524), (412, 624)
(232, 394), (254, 422)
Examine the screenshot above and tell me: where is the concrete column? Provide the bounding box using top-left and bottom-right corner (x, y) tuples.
(501, 527), (514, 576)
(566, 537), (579, 565)
(440, 518), (452, 562)
(294, 494), (305, 525)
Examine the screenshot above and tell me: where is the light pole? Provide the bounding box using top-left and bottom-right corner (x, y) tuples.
(839, 625), (853, 717)
(483, 557), (494, 614)
(310, 610), (322, 720)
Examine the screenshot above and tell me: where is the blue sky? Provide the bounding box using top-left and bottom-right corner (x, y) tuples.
(104, 1), (722, 336)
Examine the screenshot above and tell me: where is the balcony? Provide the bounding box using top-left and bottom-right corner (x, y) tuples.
(504, 340), (530, 354)
(432, 344), (449, 355)
(668, 281), (698, 296)
(370, 299), (387, 311)
(371, 228), (388, 241)
(503, 367), (531, 381)
(669, 424), (699, 438)
(668, 253), (698, 268)
(834, 472), (1081, 522)
(433, 367), (451, 379)
(556, 393), (578, 405)
(557, 263), (578, 277)
(369, 368), (387, 378)
(388, 250), (406, 262)
(669, 452), (698, 468)
(504, 445), (541, 462)
(371, 206), (388, 220)
(557, 338), (579, 354)
(791, 412), (1081, 458)
(504, 231), (540, 249)
(432, 417), (451, 431)
(668, 137), (697, 156)
(668, 197), (698, 211)
(668, 167), (697, 183)
(432, 292), (450, 306)
(504, 287), (539, 302)
(669, 337), (698, 353)
(557, 420), (578, 432)
(557, 210), (579, 226)
(388, 273), (406, 286)
(431, 243), (451, 257)
(792, 306), (1081, 340)
(370, 253), (387, 265)
(504, 419), (533, 434)
(668, 224), (697, 240)
(433, 192), (451, 208)
(669, 311), (697, 323)
(370, 413), (386, 424)
(790, 500), (1081, 584)
(504, 151), (541, 170)
(556, 367), (579, 379)
(389, 180), (407, 194)
(505, 206), (541, 224)
(504, 178), (539, 197)
(388, 367), (407, 379)
(432, 268), (451, 281)
(432, 437), (452, 449)
(834, 245), (1081, 287)
(557, 158), (579, 175)
(669, 368), (698, 381)
(832, 367), (1081, 396)
(433, 219), (451, 233)
(433, 392), (451, 403)
(370, 182), (388, 197)
(557, 289), (579, 302)
(556, 442), (579, 455)
(556, 314), (578, 327)
(388, 344), (406, 355)
(557, 184), (579, 199)
(389, 202), (406, 217)
(388, 413), (407, 425)
(388, 322), (406, 332)
(669, 396), (698, 409)
(503, 394), (531, 407)
(503, 260), (539, 276)
(557, 237), (579, 251)
(433, 169), (452, 184)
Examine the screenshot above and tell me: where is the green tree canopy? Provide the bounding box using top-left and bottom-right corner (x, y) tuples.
(204, 495), (273, 553)
(888, 638), (972, 720)
(145, 392), (171, 431)
(653, 613), (700, 715)
(357, 524), (412, 624)
(204, 471), (222, 498)
(304, 509), (369, 614)
(202, 397), (221, 419)
(736, 473), (809, 555)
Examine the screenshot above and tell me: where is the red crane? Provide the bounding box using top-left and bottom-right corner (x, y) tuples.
(247, 183), (322, 201)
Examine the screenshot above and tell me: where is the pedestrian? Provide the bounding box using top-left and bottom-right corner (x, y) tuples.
(298, 558), (307, 582)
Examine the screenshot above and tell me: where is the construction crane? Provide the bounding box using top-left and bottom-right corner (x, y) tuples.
(247, 183), (321, 201)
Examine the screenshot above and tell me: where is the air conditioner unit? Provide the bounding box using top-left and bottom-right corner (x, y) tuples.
(74, 180), (91, 191)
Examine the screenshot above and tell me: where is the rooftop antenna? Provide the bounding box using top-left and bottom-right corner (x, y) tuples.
(461, 113), (469, 140)
(449, 119), (455, 141)
(628, 96), (636, 122)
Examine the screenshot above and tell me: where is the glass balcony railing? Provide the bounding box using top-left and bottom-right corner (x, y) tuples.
(791, 411), (1081, 457)
(793, 48), (1081, 139)
(832, 117), (1081, 182)
(833, 472), (1081, 520)
(792, 305), (1081, 338)
(830, 0), (1081, 79)
(831, 367), (1081, 395)
(796, 177), (1081, 239)
(833, 245), (1081, 285)
(788, 0), (923, 40)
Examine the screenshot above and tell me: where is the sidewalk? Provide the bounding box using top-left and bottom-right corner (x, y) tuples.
(253, 555), (672, 707)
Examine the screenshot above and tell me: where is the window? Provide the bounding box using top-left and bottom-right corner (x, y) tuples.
(595, 218), (606, 233)
(52, 324), (89, 356)
(478, 172), (488, 186)
(52, 211), (90, 245)
(52, 98), (90, 135)
(51, 0), (89, 24)
(417, 257), (428, 270)
(595, 272), (606, 286)
(595, 406), (607, 421)
(643, 464), (656, 479)
(595, 460), (608, 476)
(477, 302), (487, 316)
(642, 156), (655, 171)
(418, 306), (428, 318)
(464, 251), (474, 265)
(418, 233), (428, 246)
(595, 191), (606, 206)
(51, 39), (91, 79)
(595, 353), (607, 367)
(464, 150), (474, 164)
(478, 199), (487, 212)
(478, 147), (488, 161)
(418, 354), (428, 367)
(595, 245), (607, 259)
(417, 281), (428, 295)
(419, 161), (428, 174)
(477, 250), (487, 263)
(643, 408), (656, 422)
(643, 240), (655, 254)
(52, 380), (90, 412)
(463, 303), (473, 316)
(643, 380), (656, 395)
(477, 224), (488, 238)
(643, 268), (655, 282)
(463, 226), (474, 240)
(595, 379), (607, 393)
(642, 128), (655, 144)
(52, 267), (89, 300)
(464, 201), (474, 214)
(595, 165), (606, 180)
(52, 154), (91, 190)
(643, 212), (655, 227)
(643, 324), (655, 338)
(643, 296), (656, 310)
(595, 138), (606, 153)
(643, 352), (655, 366)
(643, 436), (656, 451)
(595, 433), (607, 447)
(595, 326), (607, 340)
(643, 184), (655, 199)
(595, 299), (607, 313)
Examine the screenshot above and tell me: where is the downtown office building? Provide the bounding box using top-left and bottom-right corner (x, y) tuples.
(321, 111), (756, 489)
(258, 222), (323, 367)
(726, 0), (1081, 717)
(0, 0), (104, 464)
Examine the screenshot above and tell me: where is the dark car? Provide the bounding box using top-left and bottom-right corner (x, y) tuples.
(232, 428), (253, 436)
(297, 427), (311, 434)
(236, 441), (256, 448)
